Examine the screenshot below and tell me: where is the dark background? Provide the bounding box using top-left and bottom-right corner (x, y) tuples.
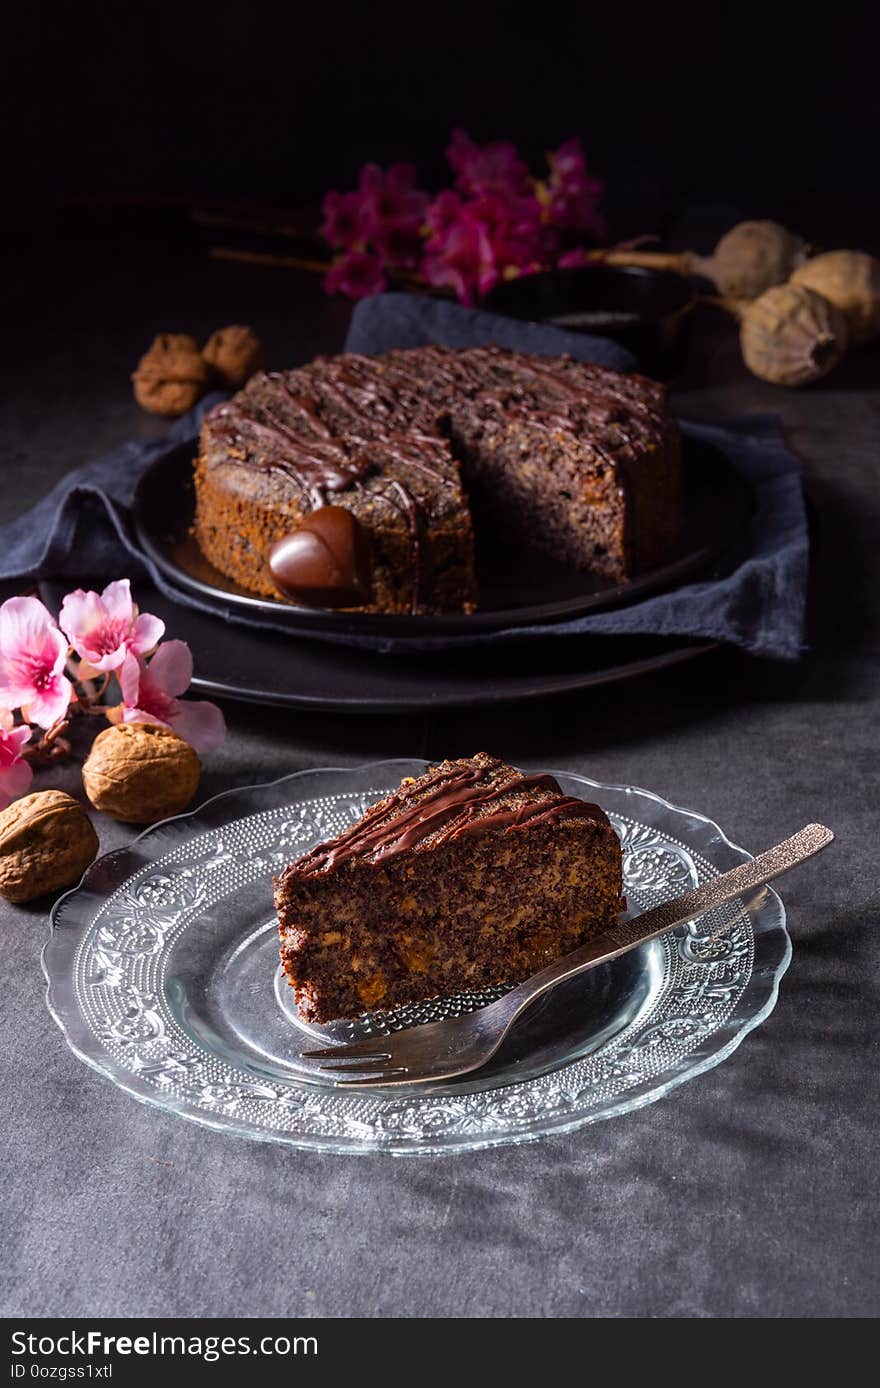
(8, 1), (880, 280)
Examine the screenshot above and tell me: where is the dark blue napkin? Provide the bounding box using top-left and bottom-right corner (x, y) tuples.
(345, 292), (637, 371)
(0, 296), (807, 660)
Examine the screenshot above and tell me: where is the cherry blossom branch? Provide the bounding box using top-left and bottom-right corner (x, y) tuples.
(0, 582), (225, 810)
(22, 716), (71, 766)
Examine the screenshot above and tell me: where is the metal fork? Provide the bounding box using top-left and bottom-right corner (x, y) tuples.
(298, 822), (833, 1087)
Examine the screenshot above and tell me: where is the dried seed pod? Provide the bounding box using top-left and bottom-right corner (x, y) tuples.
(202, 325), (266, 389)
(0, 790), (98, 903)
(132, 333), (211, 416)
(82, 723), (200, 823)
(739, 284), (848, 386)
(790, 250), (880, 345)
(705, 221), (807, 300)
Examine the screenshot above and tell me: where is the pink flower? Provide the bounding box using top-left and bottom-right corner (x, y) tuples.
(0, 596), (72, 729)
(557, 246), (588, 269)
(321, 165), (429, 286)
(422, 212), (500, 305)
(0, 710), (32, 811)
(422, 191), (545, 303)
(320, 190), (365, 250)
(59, 579), (165, 673)
(425, 189), (466, 240)
(446, 129), (529, 199)
(373, 220), (425, 270)
(544, 138), (605, 238)
(357, 163), (428, 238)
(114, 641), (225, 754)
(324, 249), (387, 301)
(472, 191), (545, 274)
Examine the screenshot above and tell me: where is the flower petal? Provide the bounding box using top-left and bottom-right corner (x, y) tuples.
(0, 595), (60, 655)
(5, 724), (32, 755)
(168, 699), (226, 754)
(120, 706), (172, 732)
(0, 651), (31, 710)
(44, 623), (70, 676)
(58, 588), (103, 645)
(0, 596), (68, 682)
(99, 578), (134, 624)
(21, 673), (72, 730)
(130, 611), (165, 655)
(143, 640), (193, 699)
(118, 653), (143, 708)
(0, 757), (32, 811)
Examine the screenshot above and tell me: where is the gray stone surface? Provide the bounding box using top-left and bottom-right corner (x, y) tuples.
(1, 249), (877, 1318)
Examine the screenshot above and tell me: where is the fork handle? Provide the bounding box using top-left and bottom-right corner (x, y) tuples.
(495, 822), (834, 1028)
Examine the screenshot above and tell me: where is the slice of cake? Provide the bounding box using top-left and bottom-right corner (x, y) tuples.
(274, 753), (623, 1023)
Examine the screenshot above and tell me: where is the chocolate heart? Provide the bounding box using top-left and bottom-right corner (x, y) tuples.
(268, 506), (373, 608)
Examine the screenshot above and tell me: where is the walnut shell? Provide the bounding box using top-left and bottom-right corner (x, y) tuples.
(202, 325), (266, 389)
(132, 333), (211, 416)
(790, 250), (880, 345)
(0, 790), (99, 904)
(739, 284), (848, 386)
(710, 220), (806, 300)
(82, 723), (200, 824)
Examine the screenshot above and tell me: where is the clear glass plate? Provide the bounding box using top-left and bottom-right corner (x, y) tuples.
(43, 762), (790, 1155)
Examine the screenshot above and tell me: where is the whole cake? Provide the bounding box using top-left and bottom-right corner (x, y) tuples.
(194, 345), (681, 614)
(274, 753), (623, 1023)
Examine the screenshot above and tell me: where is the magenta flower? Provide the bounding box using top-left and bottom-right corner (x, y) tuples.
(320, 190), (365, 250)
(557, 246), (588, 269)
(115, 641), (225, 753)
(423, 212), (500, 305)
(425, 189), (466, 240)
(0, 710), (33, 810)
(59, 579), (165, 673)
(544, 138), (605, 238)
(357, 163), (428, 238)
(320, 133), (605, 303)
(472, 191), (546, 275)
(324, 249), (387, 301)
(0, 596), (72, 730)
(423, 190), (545, 303)
(373, 220), (424, 270)
(446, 129), (529, 199)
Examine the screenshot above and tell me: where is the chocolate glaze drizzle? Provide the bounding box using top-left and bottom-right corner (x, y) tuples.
(208, 403), (375, 511)
(289, 757), (610, 879)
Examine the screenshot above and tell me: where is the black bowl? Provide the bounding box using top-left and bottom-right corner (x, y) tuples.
(483, 264), (696, 378)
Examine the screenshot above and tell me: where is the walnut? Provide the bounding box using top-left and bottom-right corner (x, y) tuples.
(202, 324), (266, 389)
(132, 333), (211, 416)
(0, 791), (99, 904)
(82, 723), (200, 823)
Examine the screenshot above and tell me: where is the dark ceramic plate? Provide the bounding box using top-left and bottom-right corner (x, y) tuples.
(131, 434), (750, 641)
(40, 575), (717, 712)
(483, 265), (697, 377)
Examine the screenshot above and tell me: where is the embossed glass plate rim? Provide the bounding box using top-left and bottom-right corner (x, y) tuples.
(42, 761), (791, 1156)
